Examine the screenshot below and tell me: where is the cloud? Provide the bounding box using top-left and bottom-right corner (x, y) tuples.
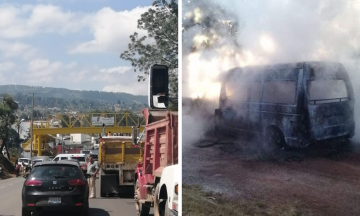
(102, 83), (147, 95)
(69, 6), (150, 54)
(0, 61), (15, 71)
(100, 66), (132, 74)
(0, 4), (89, 38)
(0, 40), (38, 59)
(26, 58), (77, 83)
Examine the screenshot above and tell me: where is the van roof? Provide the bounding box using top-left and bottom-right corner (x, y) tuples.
(229, 61), (342, 73)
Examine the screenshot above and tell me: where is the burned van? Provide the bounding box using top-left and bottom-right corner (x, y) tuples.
(215, 61), (355, 148)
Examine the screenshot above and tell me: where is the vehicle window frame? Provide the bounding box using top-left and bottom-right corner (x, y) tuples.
(262, 80), (297, 105)
(30, 165), (83, 178)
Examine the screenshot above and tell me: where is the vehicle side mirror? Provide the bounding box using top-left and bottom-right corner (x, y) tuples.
(149, 64), (169, 109)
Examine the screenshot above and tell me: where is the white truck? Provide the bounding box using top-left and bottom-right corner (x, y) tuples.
(158, 164), (179, 216)
(70, 134), (90, 144)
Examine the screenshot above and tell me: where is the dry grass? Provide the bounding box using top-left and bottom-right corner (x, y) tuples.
(183, 184), (313, 216)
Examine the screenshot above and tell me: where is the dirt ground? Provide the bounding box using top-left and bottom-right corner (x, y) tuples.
(183, 135), (360, 216)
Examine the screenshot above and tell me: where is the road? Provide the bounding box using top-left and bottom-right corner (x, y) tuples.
(0, 177), (152, 216)
(183, 135), (360, 215)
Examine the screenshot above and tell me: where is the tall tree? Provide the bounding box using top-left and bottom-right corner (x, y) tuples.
(0, 94), (19, 159)
(120, 0), (178, 110)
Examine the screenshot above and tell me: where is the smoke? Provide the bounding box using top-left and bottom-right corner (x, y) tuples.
(183, 0), (360, 145)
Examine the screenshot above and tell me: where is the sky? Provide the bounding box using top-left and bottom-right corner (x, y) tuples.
(0, 0), (152, 95)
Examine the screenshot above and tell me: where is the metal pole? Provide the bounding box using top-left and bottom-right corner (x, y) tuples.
(30, 93), (34, 158)
(62, 134), (64, 153)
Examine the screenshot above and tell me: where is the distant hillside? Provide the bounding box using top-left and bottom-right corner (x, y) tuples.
(0, 85), (147, 112)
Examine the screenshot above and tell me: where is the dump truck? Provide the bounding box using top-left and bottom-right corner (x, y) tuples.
(133, 64), (179, 216)
(98, 136), (143, 197)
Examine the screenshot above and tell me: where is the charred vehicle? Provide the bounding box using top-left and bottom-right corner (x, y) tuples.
(215, 61), (355, 148)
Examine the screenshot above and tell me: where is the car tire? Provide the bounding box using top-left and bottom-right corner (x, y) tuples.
(265, 127), (286, 149)
(22, 207), (31, 216)
(81, 201), (90, 216)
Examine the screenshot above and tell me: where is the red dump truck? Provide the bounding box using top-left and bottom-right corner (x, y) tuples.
(133, 64), (179, 216)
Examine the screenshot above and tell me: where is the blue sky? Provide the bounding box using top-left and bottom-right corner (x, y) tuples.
(0, 0), (152, 95)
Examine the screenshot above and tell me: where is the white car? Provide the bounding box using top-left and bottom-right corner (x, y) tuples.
(53, 154), (88, 173)
(17, 158), (31, 167)
(158, 164), (179, 216)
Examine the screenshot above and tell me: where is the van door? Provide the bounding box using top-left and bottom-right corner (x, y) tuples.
(307, 76), (355, 140)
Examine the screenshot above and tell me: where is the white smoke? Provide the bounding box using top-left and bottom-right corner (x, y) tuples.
(183, 0), (360, 144)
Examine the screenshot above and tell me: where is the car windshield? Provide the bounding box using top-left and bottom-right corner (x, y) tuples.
(70, 157), (86, 162)
(31, 165), (82, 178)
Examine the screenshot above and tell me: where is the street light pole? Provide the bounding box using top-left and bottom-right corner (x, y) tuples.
(30, 93), (35, 158)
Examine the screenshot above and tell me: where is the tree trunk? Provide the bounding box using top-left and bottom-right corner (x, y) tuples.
(4, 140), (10, 160)
(0, 138), (4, 154)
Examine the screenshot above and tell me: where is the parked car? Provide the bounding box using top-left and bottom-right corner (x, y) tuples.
(53, 154), (88, 174)
(21, 160), (90, 216)
(31, 156), (51, 168)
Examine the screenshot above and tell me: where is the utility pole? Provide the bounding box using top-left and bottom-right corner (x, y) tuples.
(29, 93), (35, 158)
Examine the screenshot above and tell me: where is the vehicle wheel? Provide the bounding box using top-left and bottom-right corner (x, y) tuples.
(265, 127), (286, 149)
(135, 180), (150, 216)
(154, 184), (160, 216)
(158, 200), (168, 216)
(22, 207), (31, 216)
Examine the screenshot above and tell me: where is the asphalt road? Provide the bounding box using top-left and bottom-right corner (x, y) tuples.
(0, 177), (153, 216)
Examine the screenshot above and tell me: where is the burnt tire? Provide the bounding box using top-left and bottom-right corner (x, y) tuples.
(21, 208), (31, 216)
(265, 127), (286, 149)
(135, 180), (150, 216)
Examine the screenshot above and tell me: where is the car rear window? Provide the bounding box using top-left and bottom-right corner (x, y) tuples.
(19, 159), (29, 163)
(70, 157), (85, 162)
(31, 165), (82, 178)
(33, 159), (43, 163)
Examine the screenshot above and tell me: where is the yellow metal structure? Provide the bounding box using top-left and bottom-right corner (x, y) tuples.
(22, 112), (145, 156)
(99, 136), (143, 165)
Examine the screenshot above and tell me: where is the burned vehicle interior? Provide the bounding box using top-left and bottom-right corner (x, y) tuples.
(216, 61), (355, 148)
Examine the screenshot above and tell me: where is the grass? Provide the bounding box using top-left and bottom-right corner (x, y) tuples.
(182, 184), (313, 216)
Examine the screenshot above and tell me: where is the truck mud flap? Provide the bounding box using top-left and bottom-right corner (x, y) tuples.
(100, 174), (119, 195)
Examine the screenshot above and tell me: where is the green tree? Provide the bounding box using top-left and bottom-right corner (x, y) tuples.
(0, 95), (19, 159)
(120, 0), (178, 110)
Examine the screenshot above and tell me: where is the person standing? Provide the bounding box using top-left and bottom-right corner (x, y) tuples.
(87, 156), (99, 198)
(21, 162), (26, 176)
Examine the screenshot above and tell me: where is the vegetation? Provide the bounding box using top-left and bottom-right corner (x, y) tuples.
(0, 94), (19, 159)
(0, 85), (147, 114)
(121, 0), (178, 110)
(183, 184), (313, 216)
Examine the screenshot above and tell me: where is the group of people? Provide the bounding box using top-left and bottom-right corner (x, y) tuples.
(14, 160), (28, 177)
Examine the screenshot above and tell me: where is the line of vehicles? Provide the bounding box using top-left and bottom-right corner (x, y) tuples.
(21, 64), (178, 216)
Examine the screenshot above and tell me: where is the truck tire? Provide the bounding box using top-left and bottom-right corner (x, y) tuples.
(154, 184), (160, 216)
(135, 180), (150, 216)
